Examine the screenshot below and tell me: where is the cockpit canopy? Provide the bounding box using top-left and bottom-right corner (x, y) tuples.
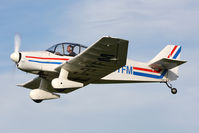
(46, 42), (87, 57)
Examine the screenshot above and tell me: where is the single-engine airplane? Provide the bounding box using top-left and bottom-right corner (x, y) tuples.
(10, 35), (187, 103)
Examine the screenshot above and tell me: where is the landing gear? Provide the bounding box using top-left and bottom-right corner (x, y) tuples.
(171, 88), (177, 94)
(33, 99), (43, 103)
(165, 82), (178, 95)
(29, 78), (60, 103)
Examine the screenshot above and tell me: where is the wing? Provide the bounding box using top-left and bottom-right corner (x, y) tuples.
(17, 76), (78, 94)
(17, 76), (41, 89)
(60, 37), (129, 85)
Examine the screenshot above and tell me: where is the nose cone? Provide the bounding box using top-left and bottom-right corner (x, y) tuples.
(10, 52), (19, 63)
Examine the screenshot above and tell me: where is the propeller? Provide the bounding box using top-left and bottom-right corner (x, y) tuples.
(14, 34), (21, 53)
(10, 34), (21, 63)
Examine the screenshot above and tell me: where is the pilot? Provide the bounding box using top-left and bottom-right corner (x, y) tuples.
(67, 45), (77, 56)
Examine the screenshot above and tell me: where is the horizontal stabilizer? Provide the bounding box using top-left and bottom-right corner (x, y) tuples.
(149, 58), (187, 70)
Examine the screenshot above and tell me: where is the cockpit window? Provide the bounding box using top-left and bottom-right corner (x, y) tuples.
(80, 46), (86, 53)
(46, 42), (87, 57)
(55, 44), (64, 56)
(63, 44), (77, 57)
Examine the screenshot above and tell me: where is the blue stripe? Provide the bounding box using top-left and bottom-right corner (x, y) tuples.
(28, 60), (62, 64)
(133, 70), (167, 79)
(173, 47), (181, 59)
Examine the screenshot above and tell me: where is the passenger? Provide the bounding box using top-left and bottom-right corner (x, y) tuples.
(67, 45), (76, 56)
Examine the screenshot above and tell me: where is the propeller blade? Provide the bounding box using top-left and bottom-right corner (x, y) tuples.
(14, 34), (21, 53)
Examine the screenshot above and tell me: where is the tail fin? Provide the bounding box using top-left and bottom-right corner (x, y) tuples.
(150, 45), (181, 63)
(149, 45), (186, 81)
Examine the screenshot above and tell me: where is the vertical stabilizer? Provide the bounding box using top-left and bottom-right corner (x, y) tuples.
(150, 45), (181, 63)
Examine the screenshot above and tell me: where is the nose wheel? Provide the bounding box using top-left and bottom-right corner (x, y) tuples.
(165, 82), (177, 94)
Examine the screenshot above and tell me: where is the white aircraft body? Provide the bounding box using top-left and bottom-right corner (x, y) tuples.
(10, 35), (187, 103)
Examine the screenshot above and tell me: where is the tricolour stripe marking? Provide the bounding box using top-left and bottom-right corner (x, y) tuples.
(28, 60), (62, 64)
(133, 67), (161, 73)
(173, 46), (181, 59)
(168, 45), (178, 58)
(133, 70), (167, 79)
(26, 56), (69, 61)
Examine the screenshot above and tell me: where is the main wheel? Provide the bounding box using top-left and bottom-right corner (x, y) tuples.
(171, 88), (177, 94)
(33, 99), (43, 103)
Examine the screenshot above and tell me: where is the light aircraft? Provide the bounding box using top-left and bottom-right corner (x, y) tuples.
(10, 35), (187, 103)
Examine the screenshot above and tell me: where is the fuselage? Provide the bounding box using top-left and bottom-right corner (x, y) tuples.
(17, 50), (167, 84)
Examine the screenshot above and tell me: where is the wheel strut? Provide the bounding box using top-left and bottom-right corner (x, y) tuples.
(165, 82), (177, 94)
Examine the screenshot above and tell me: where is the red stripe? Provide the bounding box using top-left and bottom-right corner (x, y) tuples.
(133, 67), (161, 73)
(168, 45), (178, 58)
(26, 56), (69, 61)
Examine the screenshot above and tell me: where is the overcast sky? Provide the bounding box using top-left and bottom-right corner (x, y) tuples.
(0, 0), (199, 133)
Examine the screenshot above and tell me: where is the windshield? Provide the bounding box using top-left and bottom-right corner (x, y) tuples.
(46, 45), (56, 53)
